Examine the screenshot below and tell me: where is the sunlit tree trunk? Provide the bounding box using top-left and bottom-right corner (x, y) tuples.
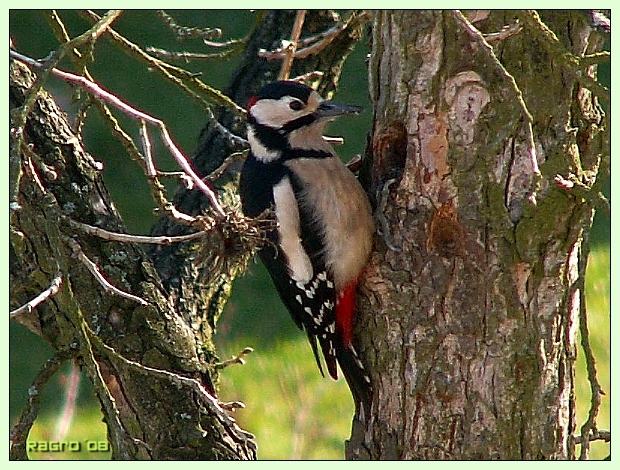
(349, 10), (607, 460)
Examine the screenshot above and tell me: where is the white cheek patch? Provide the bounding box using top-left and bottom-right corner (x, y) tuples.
(273, 177), (313, 284)
(251, 98), (301, 129)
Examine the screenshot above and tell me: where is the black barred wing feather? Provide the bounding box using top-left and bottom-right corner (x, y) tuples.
(287, 270), (339, 379)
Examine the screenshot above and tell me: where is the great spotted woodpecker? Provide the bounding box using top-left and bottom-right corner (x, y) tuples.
(239, 81), (374, 408)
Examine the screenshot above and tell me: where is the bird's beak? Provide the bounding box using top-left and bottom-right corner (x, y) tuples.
(316, 100), (363, 118)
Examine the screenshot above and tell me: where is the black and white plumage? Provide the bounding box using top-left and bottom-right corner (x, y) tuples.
(239, 81), (374, 408)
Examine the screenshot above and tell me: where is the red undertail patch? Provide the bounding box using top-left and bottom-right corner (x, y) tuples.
(336, 281), (358, 348)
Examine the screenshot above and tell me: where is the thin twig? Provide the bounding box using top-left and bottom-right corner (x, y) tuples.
(43, 11), (195, 222)
(215, 347), (254, 370)
(553, 174), (611, 217)
(572, 222), (607, 460)
(220, 401), (246, 412)
(9, 10), (123, 206)
(278, 10), (306, 81)
(148, 10), (248, 61)
(10, 273), (63, 318)
(483, 21), (523, 43)
(157, 10), (222, 41)
(573, 430), (610, 445)
(10, 49), (227, 219)
(577, 280), (604, 459)
(203, 38), (245, 48)
(81, 10), (246, 115)
(65, 237), (148, 306)
(97, 102), (195, 224)
(580, 51), (611, 67)
(260, 11), (368, 61)
(205, 107), (248, 148)
(205, 150), (248, 182)
(146, 46), (240, 62)
(290, 70), (324, 84)
(69, 219), (209, 245)
(139, 120), (156, 177)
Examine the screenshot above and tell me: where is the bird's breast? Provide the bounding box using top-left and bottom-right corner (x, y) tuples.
(285, 157), (374, 290)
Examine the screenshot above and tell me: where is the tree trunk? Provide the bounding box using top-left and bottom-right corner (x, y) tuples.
(9, 56), (259, 460)
(348, 10), (606, 460)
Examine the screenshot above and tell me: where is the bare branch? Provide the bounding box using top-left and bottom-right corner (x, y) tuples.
(483, 20), (523, 43)
(65, 237), (148, 306)
(577, 279), (606, 460)
(220, 401), (246, 412)
(10, 273), (63, 318)
(139, 120), (157, 177)
(553, 174), (611, 217)
(215, 347), (254, 370)
(68, 219), (209, 245)
(205, 150), (248, 182)
(580, 51), (610, 66)
(278, 10), (307, 81)
(290, 70), (324, 83)
(81, 10), (246, 115)
(146, 46), (239, 61)
(573, 430), (611, 445)
(10, 49), (227, 219)
(205, 107), (248, 148)
(156, 10), (222, 41)
(259, 11), (369, 61)
(9, 9), (123, 206)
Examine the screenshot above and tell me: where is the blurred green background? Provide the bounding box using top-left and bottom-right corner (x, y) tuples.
(9, 10), (610, 460)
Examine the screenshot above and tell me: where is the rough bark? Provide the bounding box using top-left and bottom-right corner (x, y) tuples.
(348, 10), (606, 460)
(9, 56), (258, 460)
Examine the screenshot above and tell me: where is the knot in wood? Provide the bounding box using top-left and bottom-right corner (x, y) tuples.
(426, 200), (464, 259)
(371, 121), (407, 184)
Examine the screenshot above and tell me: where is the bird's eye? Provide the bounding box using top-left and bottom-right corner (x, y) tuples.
(289, 100), (304, 111)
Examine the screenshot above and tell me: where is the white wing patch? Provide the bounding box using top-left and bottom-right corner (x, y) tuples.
(273, 176), (313, 284)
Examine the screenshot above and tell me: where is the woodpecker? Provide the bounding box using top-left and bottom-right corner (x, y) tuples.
(239, 80), (374, 408)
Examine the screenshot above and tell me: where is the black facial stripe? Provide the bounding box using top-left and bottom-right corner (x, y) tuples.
(248, 115), (332, 160)
(248, 116), (288, 150)
(281, 113), (317, 133)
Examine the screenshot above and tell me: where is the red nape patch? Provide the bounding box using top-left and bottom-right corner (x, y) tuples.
(336, 282), (358, 348)
(247, 95), (258, 111)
